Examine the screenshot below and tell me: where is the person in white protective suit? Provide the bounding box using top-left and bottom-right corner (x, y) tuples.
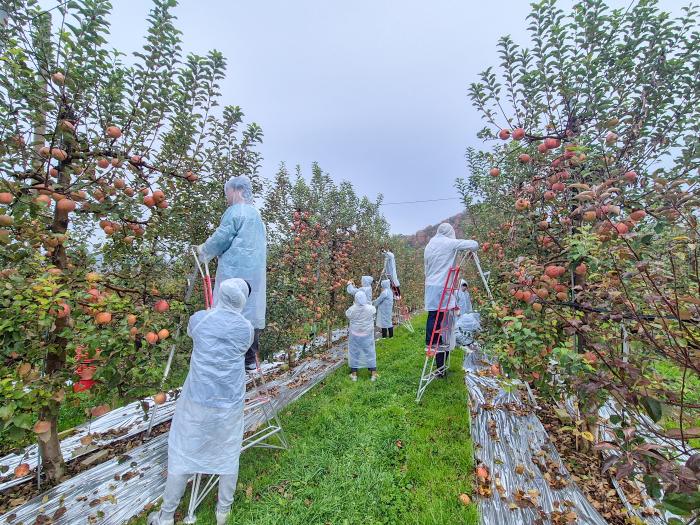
(346, 291), (378, 381)
(346, 275), (373, 302)
(148, 278), (253, 525)
(373, 279), (394, 338)
(424, 223), (478, 376)
(197, 175), (266, 371)
(383, 250), (401, 298)
(455, 280), (473, 316)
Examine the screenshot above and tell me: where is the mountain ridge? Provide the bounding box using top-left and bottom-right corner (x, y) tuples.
(401, 209), (470, 248)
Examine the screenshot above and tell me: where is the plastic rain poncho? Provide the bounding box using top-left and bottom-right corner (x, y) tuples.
(424, 223), (478, 311)
(456, 311), (481, 346)
(167, 278), (254, 476)
(347, 275), (373, 302)
(373, 279), (394, 328)
(456, 280), (473, 315)
(458, 311), (481, 332)
(199, 175), (267, 329)
(345, 291), (377, 369)
(383, 251), (400, 288)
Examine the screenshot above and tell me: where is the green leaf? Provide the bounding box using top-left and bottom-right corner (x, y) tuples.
(662, 492), (700, 515)
(11, 412), (33, 430)
(0, 403), (16, 420)
(640, 396), (663, 423)
(643, 475), (661, 499)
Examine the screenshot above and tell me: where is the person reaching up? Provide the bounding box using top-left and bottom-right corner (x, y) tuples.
(148, 278), (252, 525)
(424, 223), (478, 376)
(347, 275), (373, 302)
(197, 175), (266, 372)
(373, 279), (394, 338)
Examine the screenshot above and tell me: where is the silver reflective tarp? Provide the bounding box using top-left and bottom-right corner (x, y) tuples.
(0, 329), (348, 494)
(2, 336), (351, 524)
(463, 348), (608, 525)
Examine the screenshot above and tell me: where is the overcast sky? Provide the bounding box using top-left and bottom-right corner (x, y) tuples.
(42, 0), (684, 234)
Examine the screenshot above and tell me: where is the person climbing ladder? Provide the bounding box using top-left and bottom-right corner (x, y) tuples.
(423, 223), (478, 377)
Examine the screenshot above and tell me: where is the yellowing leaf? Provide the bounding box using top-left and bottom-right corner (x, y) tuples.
(580, 431), (595, 442)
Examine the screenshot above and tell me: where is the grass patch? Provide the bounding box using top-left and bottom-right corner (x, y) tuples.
(133, 314), (477, 524)
(654, 359), (700, 449)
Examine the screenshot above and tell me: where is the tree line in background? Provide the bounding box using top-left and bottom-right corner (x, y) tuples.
(0, 0), (424, 484)
(458, 0), (699, 520)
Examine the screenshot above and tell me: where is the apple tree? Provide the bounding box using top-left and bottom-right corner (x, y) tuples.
(458, 0), (700, 517)
(0, 0), (261, 483)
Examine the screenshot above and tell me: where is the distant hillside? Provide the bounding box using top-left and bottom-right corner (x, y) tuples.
(402, 210), (470, 248)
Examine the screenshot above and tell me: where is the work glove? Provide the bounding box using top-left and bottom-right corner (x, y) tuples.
(196, 244), (214, 264)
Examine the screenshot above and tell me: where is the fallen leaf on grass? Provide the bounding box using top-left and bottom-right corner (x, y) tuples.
(458, 493), (471, 505)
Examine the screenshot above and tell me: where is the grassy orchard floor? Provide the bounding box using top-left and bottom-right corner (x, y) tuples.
(132, 315), (477, 525)
(655, 360), (700, 449)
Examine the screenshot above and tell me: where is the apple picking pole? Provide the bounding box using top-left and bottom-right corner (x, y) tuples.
(192, 247), (213, 309)
(471, 252), (493, 301)
(204, 259), (213, 308)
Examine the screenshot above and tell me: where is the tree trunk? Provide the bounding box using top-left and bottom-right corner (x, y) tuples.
(38, 162), (71, 482)
(572, 265), (597, 453)
(30, 10), (68, 483)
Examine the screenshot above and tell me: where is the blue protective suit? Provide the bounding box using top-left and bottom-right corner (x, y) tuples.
(346, 291), (377, 369)
(347, 275), (373, 303)
(373, 279), (394, 329)
(167, 278), (253, 476)
(424, 223), (478, 311)
(199, 176), (267, 329)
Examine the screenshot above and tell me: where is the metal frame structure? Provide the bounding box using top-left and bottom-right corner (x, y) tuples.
(183, 383), (289, 523)
(173, 250), (289, 524)
(416, 251), (493, 403)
